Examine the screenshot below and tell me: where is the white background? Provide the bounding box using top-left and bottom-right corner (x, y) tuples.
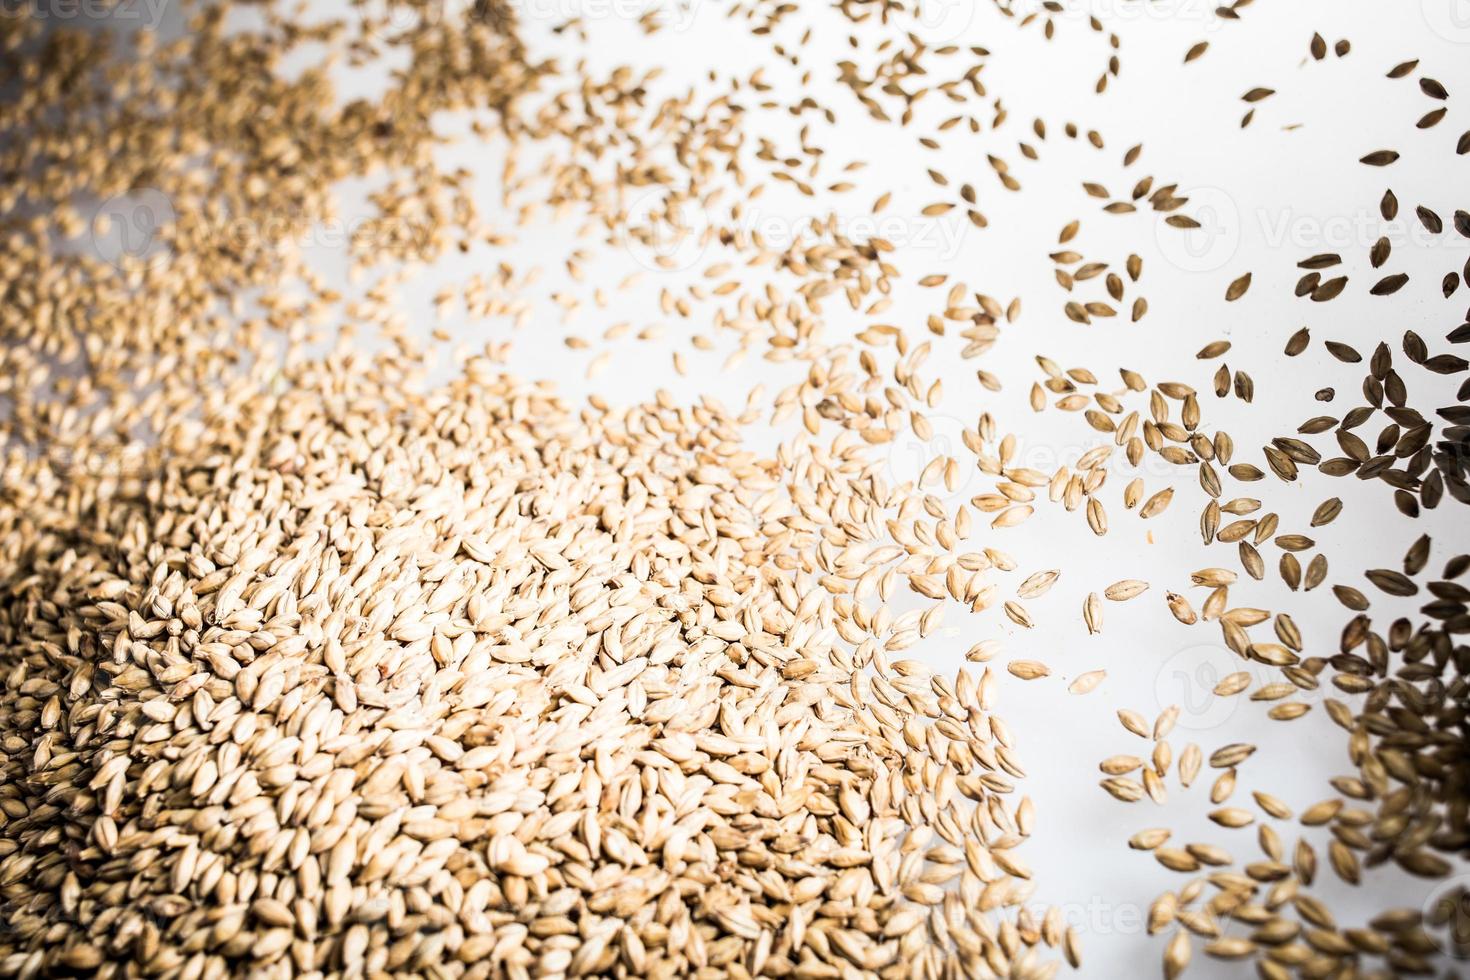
(73, 0), (1470, 974)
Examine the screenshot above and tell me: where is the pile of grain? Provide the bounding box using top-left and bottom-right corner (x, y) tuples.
(4, 0), (1470, 977)
(0, 342), (1061, 979)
